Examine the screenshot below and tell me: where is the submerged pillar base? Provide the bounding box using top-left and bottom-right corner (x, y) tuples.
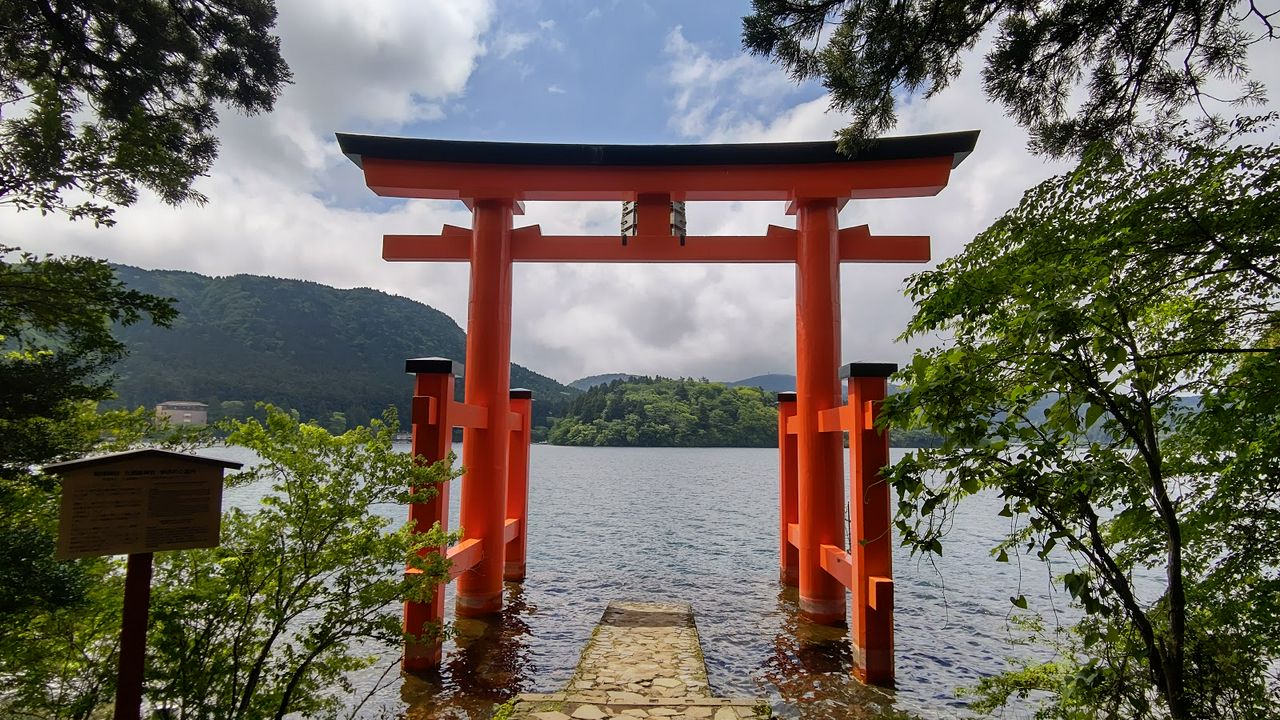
(455, 591), (503, 618)
(798, 595), (847, 626)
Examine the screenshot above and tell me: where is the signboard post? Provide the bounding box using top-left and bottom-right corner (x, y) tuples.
(45, 449), (242, 720)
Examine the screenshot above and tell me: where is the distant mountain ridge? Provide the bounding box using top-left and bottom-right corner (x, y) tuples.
(567, 373), (638, 391)
(726, 373), (795, 393)
(107, 266), (578, 428)
(573, 372), (798, 392)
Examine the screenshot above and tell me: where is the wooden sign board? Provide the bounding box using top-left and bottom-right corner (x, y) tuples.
(49, 449), (242, 560)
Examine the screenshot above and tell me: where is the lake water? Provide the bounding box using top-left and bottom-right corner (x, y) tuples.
(219, 444), (1064, 719)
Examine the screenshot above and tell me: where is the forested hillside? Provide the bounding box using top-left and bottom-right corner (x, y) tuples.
(107, 266), (577, 429)
(547, 377), (777, 447)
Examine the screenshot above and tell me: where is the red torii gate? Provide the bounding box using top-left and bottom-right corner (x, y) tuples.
(337, 131), (978, 687)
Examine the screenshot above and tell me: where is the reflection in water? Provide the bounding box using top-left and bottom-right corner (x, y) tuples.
(763, 587), (916, 720)
(401, 583), (536, 719)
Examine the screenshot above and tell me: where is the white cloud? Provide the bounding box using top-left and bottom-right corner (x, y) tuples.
(210, 0), (494, 204)
(488, 17), (564, 62)
(547, 84), (567, 94)
(663, 26), (800, 140)
(492, 30), (535, 59)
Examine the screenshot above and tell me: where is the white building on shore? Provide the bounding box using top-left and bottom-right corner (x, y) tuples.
(155, 401), (208, 426)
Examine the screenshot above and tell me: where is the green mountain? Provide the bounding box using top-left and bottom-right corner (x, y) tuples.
(106, 266), (578, 429)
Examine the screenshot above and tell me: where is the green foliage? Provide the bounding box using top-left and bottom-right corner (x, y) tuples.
(104, 265), (578, 430)
(742, 1), (1275, 156)
(547, 376), (778, 447)
(956, 615), (1118, 720)
(0, 552), (126, 720)
(882, 118), (1280, 718)
(0, 0), (291, 225)
(0, 405), (176, 720)
(146, 406), (458, 720)
(1, 248), (179, 717)
(888, 426), (944, 449)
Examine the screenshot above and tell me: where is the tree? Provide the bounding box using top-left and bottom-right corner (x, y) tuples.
(0, 405), (160, 720)
(1, 246), (176, 621)
(0, 247), (182, 720)
(145, 407), (457, 720)
(742, 0), (1277, 156)
(1, 0), (291, 225)
(880, 119), (1280, 718)
(1, 0), (291, 623)
(0, 4), (296, 716)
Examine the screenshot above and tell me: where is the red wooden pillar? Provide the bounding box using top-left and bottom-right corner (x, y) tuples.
(457, 199), (515, 617)
(403, 357), (458, 672)
(505, 388), (533, 581)
(777, 391), (799, 586)
(845, 362), (897, 686)
(794, 198), (847, 625)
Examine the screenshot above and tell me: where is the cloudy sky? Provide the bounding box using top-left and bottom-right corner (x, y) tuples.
(6, 1), (1278, 384)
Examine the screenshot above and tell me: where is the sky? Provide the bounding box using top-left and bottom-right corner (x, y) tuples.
(5, 1), (1279, 385)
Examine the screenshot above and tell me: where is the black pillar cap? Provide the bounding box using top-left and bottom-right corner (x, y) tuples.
(510, 388), (533, 399)
(777, 391), (797, 402)
(405, 357), (462, 375)
(839, 362), (898, 379)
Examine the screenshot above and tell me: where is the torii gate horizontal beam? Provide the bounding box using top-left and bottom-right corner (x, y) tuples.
(383, 224), (929, 263)
(336, 132), (978, 204)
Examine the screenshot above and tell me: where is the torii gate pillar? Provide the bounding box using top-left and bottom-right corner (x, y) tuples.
(793, 199), (847, 624)
(456, 199), (515, 617)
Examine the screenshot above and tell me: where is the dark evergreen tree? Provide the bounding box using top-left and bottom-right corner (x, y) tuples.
(742, 0), (1276, 156)
(0, 0), (292, 224)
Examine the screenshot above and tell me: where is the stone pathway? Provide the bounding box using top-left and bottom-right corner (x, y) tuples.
(501, 601), (770, 720)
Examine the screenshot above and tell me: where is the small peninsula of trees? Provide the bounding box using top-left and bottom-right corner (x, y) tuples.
(548, 377), (947, 448)
(547, 377), (778, 447)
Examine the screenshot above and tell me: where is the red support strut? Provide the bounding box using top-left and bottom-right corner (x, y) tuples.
(845, 362), (897, 687)
(505, 389), (533, 581)
(777, 392), (799, 586)
(402, 357), (459, 673)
